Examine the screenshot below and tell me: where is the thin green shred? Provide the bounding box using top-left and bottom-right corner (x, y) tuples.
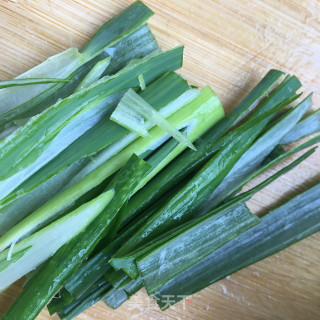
(0, 78), (69, 89)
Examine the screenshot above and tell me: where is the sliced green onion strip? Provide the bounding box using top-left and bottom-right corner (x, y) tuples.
(111, 88), (196, 150)
(155, 179), (320, 309)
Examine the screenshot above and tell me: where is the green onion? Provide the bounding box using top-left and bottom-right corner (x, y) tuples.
(0, 47), (184, 249)
(109, 90), (293, 274)
(111, 88), (196, 150)
(136, 202), (259, 295)
(281, 108), (320, 144)
(1, 155), (150, 320)
(0, 190), (114, 290)
(74, 57), (111, 92)
(0, 71), (188, 235)
(154, 179), (320, 310)
(118, 71), (297, 227)
(197, 93), (312, 214)
(0, 78), (69, 88)
(0, 2), (157, 127)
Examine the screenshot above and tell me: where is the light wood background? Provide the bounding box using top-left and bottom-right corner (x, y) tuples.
(0, 1), (319, 319)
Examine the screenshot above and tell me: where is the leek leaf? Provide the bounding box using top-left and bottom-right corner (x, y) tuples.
(81, 1), (154, 58)
(197, 93), (313, 214)
(111, 88), (196, 150)
(0, 11), (158, 127)
(74, 57), (111, 92)
(137, 203), (259, 295)
(109, 92), (292, 272)
(118, 72), (299, 225)
(1, 155), (150, 320)
(0, 190), (114, 290)
(0, 47), (184, 250)
(155, 181), (320, 309)
(281, 108), (320, 144)
(0, 48), (85, 117)
(0, 78), (69, 89)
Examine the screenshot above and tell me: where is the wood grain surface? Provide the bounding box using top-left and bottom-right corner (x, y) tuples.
(0, 1), (319, 319)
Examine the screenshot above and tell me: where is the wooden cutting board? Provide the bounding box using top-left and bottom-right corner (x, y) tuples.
(0, 1), (319, 319)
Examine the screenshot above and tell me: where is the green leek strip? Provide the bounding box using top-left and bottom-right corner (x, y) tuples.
(111, 90), (151, 137)
(281, 108), (320, 144)
(0, 72), (188, 235)
(74, 57), (111, 92)
(1, 155), (150, 320)
(197, 93), (313, 214)
(59, 284), (110, 320)
(119, 72), (300, 226)
(0, 44), (175, 201)
(0, 48), (86, 117)
(136, 203), (259, 295)
(0, 161), (84, 236)
(155, 181), (320, 310)
(57, 281), (112, 320)
(0, 190), (114, 291)
(111, 88), (196, 150)
(63, 180), (183, 299)
(109, 92), (295, 273)
(102, 288), (130, 310)
(0, 23), (159, 127)
(68, 86), (200, 187)
(0, 78), (69, 88)
(102, 277), (143, 310)
(59, 277), (142, 318)
(58, 281), (111, 320)
(81, 1), (153, 58)
(223, 134), (320, 203)
(0, 92), (118, 202)
(104, 270), (132, 289)
(0, 47), (183, 250)
(48, 277), (109, 315)
(0, 0), (154, 120)
(63, 206), (157, 299)
(0, 79), (221, 253)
